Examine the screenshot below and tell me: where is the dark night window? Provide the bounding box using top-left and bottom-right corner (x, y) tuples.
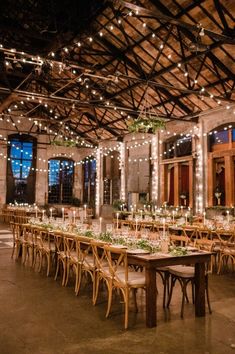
(209, 124), (234, 151)
(164, 136), (192, 159)
(48, 158), (74, 204)
(83, 159), (96, 207)
(7, 134), (36, 204)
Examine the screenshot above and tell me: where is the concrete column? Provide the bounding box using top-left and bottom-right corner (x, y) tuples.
(119, 142), (126, 201)
(207, 156), (214, 206)
(95, 147), (102, 217)
(0, 142), (7, 205)
(151, 135), (158, 205)
(224, 155), (234, 207)
(174, 162), (179, 207)
(35, 146), (48, 205)
(188, 160), (193, 208)
(195, 122), (204, 213)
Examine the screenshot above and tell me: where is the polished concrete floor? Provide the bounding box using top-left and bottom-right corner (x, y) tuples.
(0, 227), (235, 354)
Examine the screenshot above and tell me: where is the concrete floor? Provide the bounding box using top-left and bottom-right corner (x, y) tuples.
(0, 226), (235, 354)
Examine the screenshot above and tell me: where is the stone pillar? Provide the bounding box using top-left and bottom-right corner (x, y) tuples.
(35, 146), (48, 205)
(207, 156), (214, 206)
(95, 147), (102, 217)
(224, 155), (234, 207)
(174, 162), (180, 207)
(151, 135), (158, 205)
(0, 140), (7, 205)
(195, 122), (204, 213)
(119, 142), (126, 201)
(188, 160), (193, 208)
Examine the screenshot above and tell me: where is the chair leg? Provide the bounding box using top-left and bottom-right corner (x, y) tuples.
(163, 272), (169, 308)
(181, 280), (187, 318)
(93, 274), (100, 305)
(75, 265), (82, 296)
(46, 253), (50, 277)
(106, 281), (113, 318)
(11, 243), (15, 258)
(205, 275), (212, 314)
(54, 259), (60, 281)
(62, 260), (67, 286)
(124, 289), (129, 330)
(167, 276), (176, 308)
(65, 262), (70, 286)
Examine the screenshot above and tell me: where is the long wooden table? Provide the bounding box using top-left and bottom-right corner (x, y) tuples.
(128, 251), (212, 328)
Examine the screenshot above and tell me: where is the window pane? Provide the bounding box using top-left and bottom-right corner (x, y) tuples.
(232, 129), (235, 142)
(11, 159), (21, 178)
(48, 159), (74, 204)
(22, 161), (32, 179)
(10, 141), (21, 159)
(22, 142), (33, 159)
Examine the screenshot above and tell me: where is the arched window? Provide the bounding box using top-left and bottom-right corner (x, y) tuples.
(83, 158), (96, 207)
(163, 135), (192, 159)
(7, 134), (36, 204)
(48, 158), (74, 204)
(207, 123), (235, 207)
(208, 123), (235, 152)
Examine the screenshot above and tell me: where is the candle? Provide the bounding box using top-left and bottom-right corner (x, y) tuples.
(135, 218), (138, 233)
(172, 210), (175, 223)
(163, 218), (165, 237)
(84, 204), (87, 219)
(203, 211), (206, 225)
(185, 213), (188, 226)
(42, 210), (45, 220)
(62, 207), (64, 221)
(134, 204), (136, 212)
(99, 217), (102, 233)
(144, 204), (146, 212)
(50, 208), (52, 219)
(131, 206), (134, 219)
(35, 205), (38, 219)
(148, 205), (151, 211)
(116, 212), (119, 229)
(140, 210), (143, 220)
(226, 210), (229, 223)
(73, 210), (76, 223)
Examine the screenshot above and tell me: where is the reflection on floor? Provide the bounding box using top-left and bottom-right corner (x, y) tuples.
(0, 229), (13, 249)
(0, 223), (235, 354)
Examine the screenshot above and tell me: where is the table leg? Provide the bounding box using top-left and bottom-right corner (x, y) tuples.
(195, 262), (205, 317)
(145, 266), (157, 327)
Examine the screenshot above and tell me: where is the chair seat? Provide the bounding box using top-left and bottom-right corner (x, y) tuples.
(69, 251), (79, 262)
(83, 255), (95, 268)
(40, 242), (56, 252)
(57, 251), (67, 259)
(117, 271), (146, 286)
(167, 265), (195, 278)
(222, 248), (235, 256)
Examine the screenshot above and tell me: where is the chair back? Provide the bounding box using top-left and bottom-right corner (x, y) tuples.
(169, 234), (190, 247)
(91, 239), (107, 271)
(53, 231), (66, 254)
(103, 245), (128, 285)
(75, 235), (93, 266)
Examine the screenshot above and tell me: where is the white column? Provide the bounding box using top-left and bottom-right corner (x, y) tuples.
(0, 139), (7, 205)
(151, 135), (159, 206)
(119, 142), (126, 201)
(35, 146), (48, 205)
(195, 122), (204, 213)
(95, 147), (101, 217)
